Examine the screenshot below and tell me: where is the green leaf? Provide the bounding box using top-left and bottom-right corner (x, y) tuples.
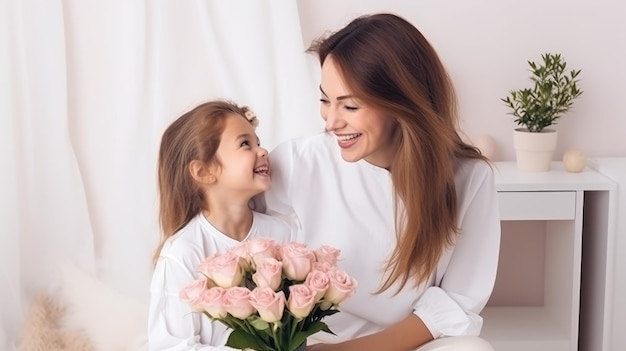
(226, 329), (271, 350)
(315, 308), (340, 320)
(249, 317), (271, 331)
(288, 322), (329, 351)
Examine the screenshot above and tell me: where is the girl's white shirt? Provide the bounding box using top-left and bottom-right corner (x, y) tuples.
(148, 212), (293, 351)
(263, 133), (501, 342)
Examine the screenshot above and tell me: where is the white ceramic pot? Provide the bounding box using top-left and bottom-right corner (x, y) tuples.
(513, 128), (558, 172)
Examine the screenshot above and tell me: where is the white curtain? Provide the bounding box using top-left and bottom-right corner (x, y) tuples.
(0, 1), (321, 349)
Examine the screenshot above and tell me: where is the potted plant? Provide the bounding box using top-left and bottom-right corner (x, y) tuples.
(501, 53), (583, 171)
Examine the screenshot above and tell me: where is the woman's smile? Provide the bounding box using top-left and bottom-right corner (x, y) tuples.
(335, 133), (362, 148)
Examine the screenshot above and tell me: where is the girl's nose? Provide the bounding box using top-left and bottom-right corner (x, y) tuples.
(258, 147), (268, 158)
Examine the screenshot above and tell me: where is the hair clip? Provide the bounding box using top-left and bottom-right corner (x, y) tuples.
(242, 107), (259, 128)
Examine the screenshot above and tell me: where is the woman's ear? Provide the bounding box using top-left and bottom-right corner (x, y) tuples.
(189, 160), (217, 184)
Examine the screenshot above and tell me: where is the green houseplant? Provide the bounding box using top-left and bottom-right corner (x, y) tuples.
(501, 53), (583, 171)
(502, 53), (583, 132)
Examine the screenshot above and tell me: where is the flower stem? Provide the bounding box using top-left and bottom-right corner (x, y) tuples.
(272, 323), (282, 350)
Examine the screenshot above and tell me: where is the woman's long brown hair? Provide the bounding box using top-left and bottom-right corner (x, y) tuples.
(309, 13), (487, 293)
(152, 100), (252, 266)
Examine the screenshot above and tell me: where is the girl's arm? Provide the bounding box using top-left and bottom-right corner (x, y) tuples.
(149, 244), (240, 351)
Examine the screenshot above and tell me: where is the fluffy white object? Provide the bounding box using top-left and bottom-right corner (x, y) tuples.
(57, 263), (149, 351)
(18, 293), (93, 351)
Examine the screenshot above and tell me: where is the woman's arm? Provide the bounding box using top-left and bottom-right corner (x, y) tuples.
(308, 314), (433, 351)
(308, 161), (500, 351)
(413, 161), (500, 338)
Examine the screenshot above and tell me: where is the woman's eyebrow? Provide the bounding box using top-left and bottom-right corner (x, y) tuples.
(318, 86), (355, 100)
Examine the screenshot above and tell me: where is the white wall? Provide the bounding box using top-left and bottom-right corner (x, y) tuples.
(297, 0), (626, 161)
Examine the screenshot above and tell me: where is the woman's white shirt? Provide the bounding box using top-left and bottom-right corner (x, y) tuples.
(263, 133), (501, 342)
(148, 212), (293, 350)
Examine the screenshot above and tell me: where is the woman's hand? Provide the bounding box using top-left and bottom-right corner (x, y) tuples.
(307, 314), (432, 351)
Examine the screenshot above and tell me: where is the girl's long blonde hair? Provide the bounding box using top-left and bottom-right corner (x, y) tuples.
(309, 13), (487, 293)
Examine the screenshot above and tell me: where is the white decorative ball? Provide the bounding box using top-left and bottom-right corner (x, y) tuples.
(563, 149), (587, 173)
(472, 134), (496, 160)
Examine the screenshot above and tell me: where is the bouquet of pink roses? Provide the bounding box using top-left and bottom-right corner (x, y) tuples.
(180, 237), (358, 351)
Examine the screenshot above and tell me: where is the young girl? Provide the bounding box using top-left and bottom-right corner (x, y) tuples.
(148, 100), (293, 350)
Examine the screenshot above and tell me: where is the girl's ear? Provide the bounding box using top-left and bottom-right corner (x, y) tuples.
(189, 160), (217, 184)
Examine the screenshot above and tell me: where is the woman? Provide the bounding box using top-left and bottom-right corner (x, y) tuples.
(261, 13), (500, 351)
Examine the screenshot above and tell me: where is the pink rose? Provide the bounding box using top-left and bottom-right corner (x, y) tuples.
(229, 242), (253, 271)
(252, 257), (283, 291)
(314, 245), (341, 266)
(223, 287), (255, 319)
(276, 242), (307, 260)
(197, 287), (228, 318)
(312, 261), (335, 273)
(249, 287), (285, 323)
(324, 269), (358, 305)
(304, 270), (330, 302)
(229, 241), (248, 258)
(198, 252), (246, 288)
(179, 277), (208, 312)
(287, 284), (316, 319)
(280, 242), (315, 281)
(247, 237), (279, 268)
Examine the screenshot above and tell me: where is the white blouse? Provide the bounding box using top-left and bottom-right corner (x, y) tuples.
(263, 133), (501, 342)
(148, 212), (293, 350)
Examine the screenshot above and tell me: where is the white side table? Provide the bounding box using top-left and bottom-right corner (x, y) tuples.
(480, 162), (616, 351)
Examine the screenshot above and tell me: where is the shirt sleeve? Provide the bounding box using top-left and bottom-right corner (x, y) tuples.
(148, 247), (240, 351)
(413, 162), (501, 338)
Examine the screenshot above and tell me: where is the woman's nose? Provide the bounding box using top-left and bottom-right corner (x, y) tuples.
(324, 108), (343, 131)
